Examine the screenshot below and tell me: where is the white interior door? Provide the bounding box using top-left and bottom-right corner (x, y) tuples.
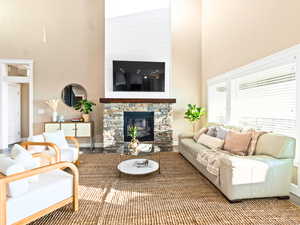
(8, 83), (21, 144)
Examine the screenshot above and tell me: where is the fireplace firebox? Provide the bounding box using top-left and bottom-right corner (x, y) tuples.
(123, 112), (154, 142)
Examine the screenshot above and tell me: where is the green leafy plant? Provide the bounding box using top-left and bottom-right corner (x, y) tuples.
(74, 99), (96, 114)
(184, 104), (206, 133)
(128, 125), (138, 140)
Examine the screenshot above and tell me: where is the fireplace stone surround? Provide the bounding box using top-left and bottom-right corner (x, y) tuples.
(100, 98), (176, 148)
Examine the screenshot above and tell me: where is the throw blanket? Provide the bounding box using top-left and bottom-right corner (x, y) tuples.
(197, 149), (231, 176)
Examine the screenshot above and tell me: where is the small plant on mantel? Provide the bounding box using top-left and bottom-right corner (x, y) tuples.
(184, 104), (206, 134)
(128, 125), (139, 151)
(74, 99), (96, 122)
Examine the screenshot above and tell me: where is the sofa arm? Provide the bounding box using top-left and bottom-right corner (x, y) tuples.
(219, 155), (293, 200)
(179, 133), (194, 139)
(0, 161), (79, 225)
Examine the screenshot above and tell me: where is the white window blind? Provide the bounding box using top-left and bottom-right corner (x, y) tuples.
(230, 63), (296, 137)
(208, 82), (227, 124)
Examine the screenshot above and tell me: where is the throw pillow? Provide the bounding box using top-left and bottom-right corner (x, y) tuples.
(43, 130), (69, 149)
(193, 127), (208, 142)
(247, 130), (267, 156)
(11, 144), (39, 183)
(224, 131), (252, 156)
(197, 134), (225, 149)
(206, 126), (217, 137)
(0, 157), (29, 197)
(27, 135), (46, 153)
(216, 127), (228, 140)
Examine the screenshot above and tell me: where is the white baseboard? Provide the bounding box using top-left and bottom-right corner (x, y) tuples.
(80, 142), (103, 148)
(290, 183), (300, 197)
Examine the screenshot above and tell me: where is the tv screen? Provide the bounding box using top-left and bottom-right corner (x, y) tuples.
(113, 60), (165, 92)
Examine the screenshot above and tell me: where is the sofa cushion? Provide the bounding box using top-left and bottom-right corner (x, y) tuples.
(0, 157), (29, 198)
(224, 131), (252, 156)
(6, 169), (73, 225)
(193, 127), (208, 142)
(27, 135), (46, 153)
(180, 138), (211, 158)
(48, 147), (79, 162)
(43, 130), (69, 149)
(255, 133), (295, 159)
(198, 134), (224, 149)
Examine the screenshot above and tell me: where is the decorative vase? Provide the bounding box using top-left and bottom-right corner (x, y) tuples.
(82, 114), (90, 122)
(52, 112), (58, 122)
(128, 138), (139, 153)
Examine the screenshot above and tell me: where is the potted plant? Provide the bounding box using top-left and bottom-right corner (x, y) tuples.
(128, 125), (139, 151)
(184, 104), (206, 133)
(74, 99), (96, 122)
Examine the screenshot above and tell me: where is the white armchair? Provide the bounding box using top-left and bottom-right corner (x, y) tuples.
(21, 132), (80, 166)
(0, 153), (79, 225)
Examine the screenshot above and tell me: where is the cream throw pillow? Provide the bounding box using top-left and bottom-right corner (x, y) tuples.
(0, 157), (29, 197)
(197, 134), (224, 149)
(193, 127), (208, 142)
(11, 144), (39, 183)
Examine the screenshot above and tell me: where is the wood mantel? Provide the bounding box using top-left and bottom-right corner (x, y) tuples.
(99, 98), (176, 104)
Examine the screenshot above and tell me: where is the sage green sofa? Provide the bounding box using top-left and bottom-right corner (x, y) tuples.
(179, 132), (296, 202)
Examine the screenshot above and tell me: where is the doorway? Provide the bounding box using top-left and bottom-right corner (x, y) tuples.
(8, 83), (21, 144)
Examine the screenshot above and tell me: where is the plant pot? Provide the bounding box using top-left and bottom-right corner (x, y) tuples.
(82, 114), (90, 122)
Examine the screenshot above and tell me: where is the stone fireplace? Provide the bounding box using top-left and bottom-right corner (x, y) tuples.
(100, 98), (176, 148)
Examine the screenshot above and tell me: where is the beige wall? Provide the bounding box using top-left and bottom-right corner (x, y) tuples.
(0, 0), (104, 142)
(172, 0), (202, 135)
(0, 0), (202, 143)
(201, 0), (300, 107)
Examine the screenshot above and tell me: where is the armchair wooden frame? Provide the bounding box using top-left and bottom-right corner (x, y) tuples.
(20, 136), (80, 166)
(20, 142), (61, 162)
(0, 157), (79, 225)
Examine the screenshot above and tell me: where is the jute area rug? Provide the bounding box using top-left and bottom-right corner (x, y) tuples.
(31, 152), (300, 225)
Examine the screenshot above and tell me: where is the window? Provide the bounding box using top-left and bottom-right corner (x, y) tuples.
(230, 63), (296, 137)
(208, 82), (227, 124)
(208, 63), (296, 138)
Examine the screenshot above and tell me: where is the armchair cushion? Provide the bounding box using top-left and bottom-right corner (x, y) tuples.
(6, 170), (73, 225)
(43, 130), (69, 149)
(27, 135), (46, 153)
(48, 147), (79, 162)
(0, 157), (29, 198)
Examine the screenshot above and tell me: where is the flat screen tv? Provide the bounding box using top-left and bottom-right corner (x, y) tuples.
(113, 60), (165, 92)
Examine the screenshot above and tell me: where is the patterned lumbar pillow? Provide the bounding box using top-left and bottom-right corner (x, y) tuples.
(216, 127), (228, 140)
(206, 126), (217, 137)
(193, 127), (208, 142)
(197, 134), (225, 149)
(247, 130), (267, 155)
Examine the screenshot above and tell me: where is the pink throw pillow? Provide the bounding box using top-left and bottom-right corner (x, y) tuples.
(224, 131), (252, 156)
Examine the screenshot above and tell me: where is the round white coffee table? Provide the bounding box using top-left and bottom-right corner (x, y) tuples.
(117, 158), (159, 176)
